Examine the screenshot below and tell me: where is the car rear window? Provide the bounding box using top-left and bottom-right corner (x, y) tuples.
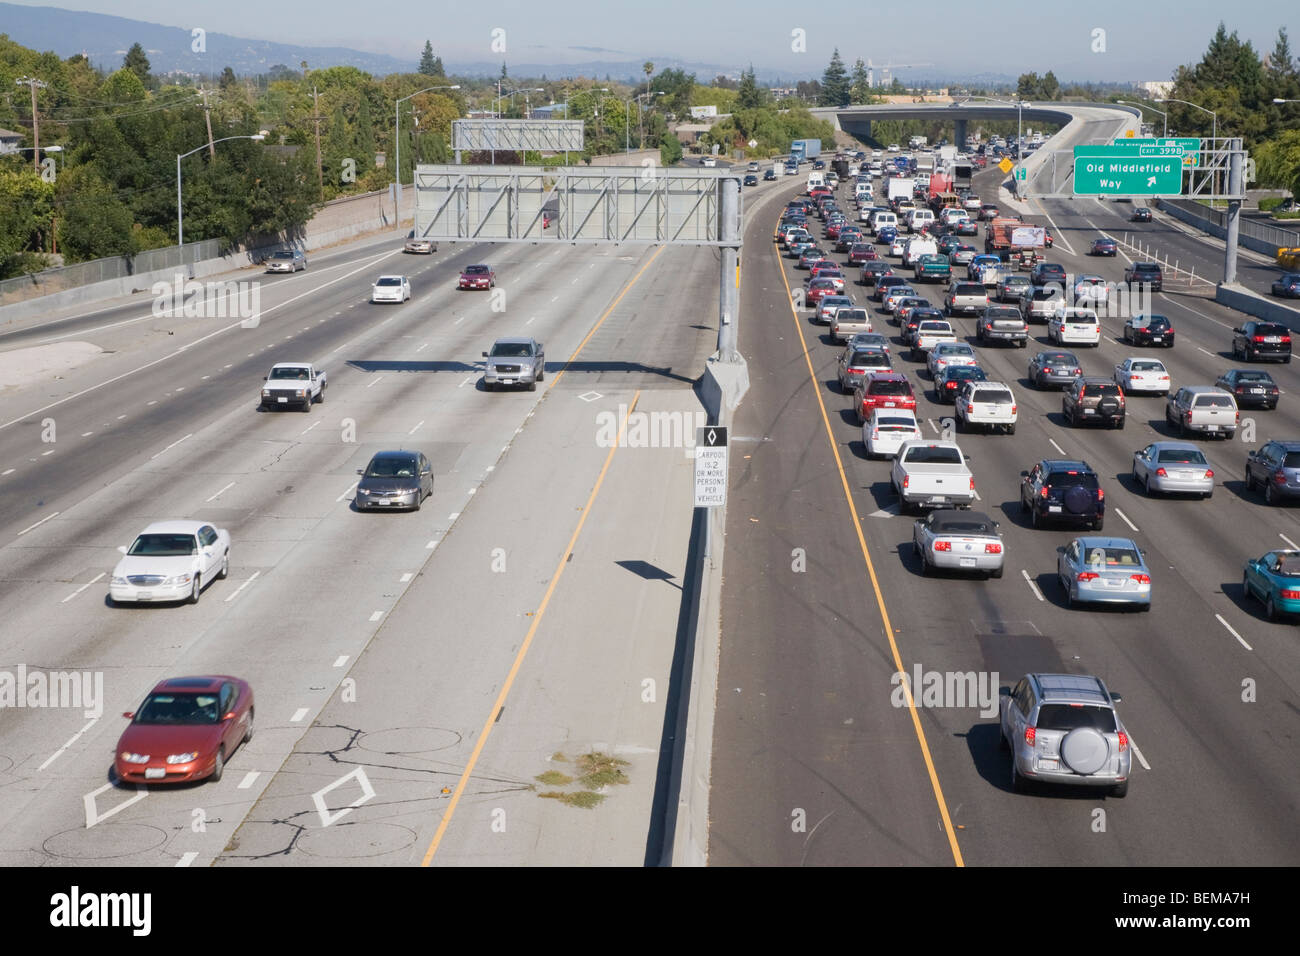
(1235, 372), (1271, 382)
(1084, 384), (1122, 396)
(974, 388), (1014, 403)
(954, 284), (984, 295)
(1132, 361), (1164, 371)
(1036, 704), (1117, 733)
(1194, 395), (1235, 408)
(905, 445), (963, 464)
(1256, 324), (1289, 335)
(876, 415), (916, 429)
(1284, 452), (1300, 468)
(839, 310), (869, 321)
(868, 379), (911, 395)
(1047, 471), (1099, 489)
(1157, 449), (1207, 464)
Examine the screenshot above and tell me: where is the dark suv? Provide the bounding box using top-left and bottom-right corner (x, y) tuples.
(1244, 440), (1300, 505)
(1020, 459), (1105, 530)
(1030, 262), (1067, 287)
(1124, 262), (1164, 291)
(1062, 377), (1126, 429)
(1231, 321), (1293, 363)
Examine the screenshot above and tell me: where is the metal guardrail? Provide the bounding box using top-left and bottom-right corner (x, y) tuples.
(0, 240), (222, 307)
(1162, 198), (1300, 250)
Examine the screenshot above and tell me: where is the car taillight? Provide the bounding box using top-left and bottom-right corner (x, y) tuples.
(1078, 572), (1100, 581)
(1283, 336), (1292, 343)
(935, 541), (952, 552)
(1282, 590), (1300, 600)
(1097, 488), (1105, 500)
(1254, 335), (1267, 342)
(1025, 726), (1036, 746)
(1040, 486), (1049, 499)
(1205, 470), (1214, 479)
(965, 403), (974, 413)
(1074, 368), (1082, 375)
(1117, 731), (1129, 753)
(985, 543), (1002, 554)
(1156, 467), (1167, 477)
(1275, 472), (1286, 484)
(902, 475), (909, 489)
(969, 477), (976, 491)
(1011, 404), (1017, 415)
(1130, 574), (1151, 584)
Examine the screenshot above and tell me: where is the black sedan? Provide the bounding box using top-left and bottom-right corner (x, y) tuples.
(933, 364), (989, 403)
(764, 169), (777, 181)
(1122, 314), (1175, 348)
(743, 174), (758, 187)
(1215, 369), (1279, 409)
(1131, 207), (1153, 222)
(1090, 238), (1118, 256)
(1272, 273), (1300, 298)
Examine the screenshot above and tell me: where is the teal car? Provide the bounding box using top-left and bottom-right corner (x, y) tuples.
(1242, 550), (1300, 621)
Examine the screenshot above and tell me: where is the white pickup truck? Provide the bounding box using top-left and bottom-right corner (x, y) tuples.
(260, 362), (327, 411)
(891, 439), (976, 514)
(911, 319), (958, 361)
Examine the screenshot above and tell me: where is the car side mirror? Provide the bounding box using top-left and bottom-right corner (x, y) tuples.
(117, 545), (128, 554)
(421, 470), (431, 476)
(1056, 545), (1066, 553)
(482, 351), (488, 358)
(1109, 692), (1123, 704)
(122, 711), (134, 719)
(999, 686), (1011, 697)
(356, 469), (364, 475)
(1019, 470), (1028, 477)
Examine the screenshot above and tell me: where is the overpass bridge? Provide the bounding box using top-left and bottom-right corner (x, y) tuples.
(810, 101), (1138, 148)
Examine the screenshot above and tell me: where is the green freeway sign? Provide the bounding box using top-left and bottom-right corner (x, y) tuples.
(1073, 147), (1184, 195)
(1112, 137), (1201, 167)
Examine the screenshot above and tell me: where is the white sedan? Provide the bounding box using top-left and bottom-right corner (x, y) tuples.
(864, 408), (921, 458)
(1114, 357), (1171, 394)
(110, 521), (230, 605)
(890, 236), (908, 257)
(372, 275), (411, 303)
(927, 341), (979, 378)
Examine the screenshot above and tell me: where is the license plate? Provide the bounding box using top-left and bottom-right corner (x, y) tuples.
(378, 499), (392, 506)
(1048, 505), (1062, 513)
(277, 397), (287, 403)
(1038, 758), (1059, 771)
(1250, 388), (1263, 393)
(499, 379), (514, 385)
(1084, 408), (1095, 415)
(928, 496), (946, 504)
(1266, 337), (1281, 343)
(1206, 425), (1219, 431)
(145, 768), (165, 779)
(884, 402), (896, 407)
(1152, 336), (1163, 342)
(960, 557), (977, 567)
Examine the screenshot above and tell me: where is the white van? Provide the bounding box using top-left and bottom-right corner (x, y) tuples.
(907, 209), (935, 233)
(869, 211), (898, 234)
(807, 171), (826, 193)
(903, 236), (938, 267)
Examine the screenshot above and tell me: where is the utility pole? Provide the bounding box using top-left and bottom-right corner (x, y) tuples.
(201, 87), (216, 158)
(15, 76), (48, 172)
(312, 85), (324, 198)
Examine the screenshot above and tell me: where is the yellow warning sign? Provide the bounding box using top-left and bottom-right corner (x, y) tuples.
(998, 157), (1013, 174)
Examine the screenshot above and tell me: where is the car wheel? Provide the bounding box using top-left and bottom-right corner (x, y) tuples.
(537, 368), (545, 382)
(1115, 418), (1125, 430)
(1093, 516), (1104, 531)
(1242, 571), (1253, 602)
(1266, 595), (1280, 622)
(210, 748), (224, 783)
(998, 725), (1011, 751)
(217, 551), (229, 580)
(1266, 481), (1279, 505)
(1031, 507), (1041, 529)
(1245, 469), (1257, 492)
(188, 574), (201, 605)
(1063, 577), (1076, 609)
(1006, 423), (1016, 435)
(528, 380), (537, 392)
(1111, 780), (1128, 798)
(919, 548), (931, 575)
(1143, 471), (1153, 495)
(243, 709), (254, 744)
(316, 387), (324, 404)
(301, 399), (311, 413)
(1010, 758), (1027, 793)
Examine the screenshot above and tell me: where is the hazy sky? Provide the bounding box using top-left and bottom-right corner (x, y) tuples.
(10, 0), (1300, 79)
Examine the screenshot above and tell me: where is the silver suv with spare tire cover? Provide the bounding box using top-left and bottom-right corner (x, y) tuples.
(1000, 673), (1130, 797)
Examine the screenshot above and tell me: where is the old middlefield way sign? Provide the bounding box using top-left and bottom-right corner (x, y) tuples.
(1072, 145), (1184, 196)
(693, 426), (728, 508)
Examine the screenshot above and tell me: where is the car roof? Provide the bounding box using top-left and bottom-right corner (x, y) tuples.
(370, 449), (419, 460)
(136, 520), (212, 535)
(1028, 673), (1113, 706)
(929, 509), (998, 532)
(1042, 458), (1094, 472)
(149, 675), (238, 694)
(867, 371), (908, 381)
(1146, 440), (1203, 451)
(492, 336), (535, 346)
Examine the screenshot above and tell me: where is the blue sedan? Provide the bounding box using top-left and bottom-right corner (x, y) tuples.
(1058, 536), (1152, 610)
(1242, 550), (1300, 621)
(1271, 273), (1300, 298)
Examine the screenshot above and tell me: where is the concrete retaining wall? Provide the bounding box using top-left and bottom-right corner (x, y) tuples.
(1157, 198), (1300, 260)
(1215, 282), (1300, 326)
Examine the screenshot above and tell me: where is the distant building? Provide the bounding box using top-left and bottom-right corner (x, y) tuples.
(689, 105), (718, 120)
(1137, 81), (1174, 99)
(0, 128), (24, 152)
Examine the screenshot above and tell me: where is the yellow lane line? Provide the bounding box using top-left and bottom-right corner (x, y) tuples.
(772, 224), (965, 866)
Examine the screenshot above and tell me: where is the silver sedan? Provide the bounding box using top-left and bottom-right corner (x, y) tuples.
(913, 509), (1004, 578)
(1131, 442), (1214, 498)
(1058, 536), (1152, 610)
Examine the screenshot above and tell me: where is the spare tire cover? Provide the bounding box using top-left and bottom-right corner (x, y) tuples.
(1060, 727), (1109, 775)
(1063, 485), (1093, 514)
(1097, 396), (1120, 417)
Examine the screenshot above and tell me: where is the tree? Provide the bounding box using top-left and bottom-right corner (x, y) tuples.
(819, 49), (850, 107)
(54, 166), (134, 262)
(419, 41), (438, 76)
(643, 60), (654, 94)
(219, 66), (238, 91)
(850, 59), (872, 104)
(500, 62), (508, 81)
(1040, 71), (1060, 101)
(1016, 72), (1041, 99)
(123, 43), (152, 87)
(660, 130), (683, 167)
(1265, 27), (1300, 109)
(737, 65), (765, 110)
(654, 68), (696, 118)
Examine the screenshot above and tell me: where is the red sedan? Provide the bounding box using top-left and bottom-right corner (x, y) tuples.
(115, 676), (254, 784)
(458, 264), (496, 290)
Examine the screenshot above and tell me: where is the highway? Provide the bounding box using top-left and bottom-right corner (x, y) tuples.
(709, 131), (1300, 865)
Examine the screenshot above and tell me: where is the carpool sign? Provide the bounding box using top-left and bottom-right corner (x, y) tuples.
(1073, 145), (1184, 195)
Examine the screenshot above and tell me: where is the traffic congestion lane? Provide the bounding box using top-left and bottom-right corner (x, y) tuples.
(747, 175), (1300, 863)
(709, 174), (964, 867)
(0, 241), (662, 865)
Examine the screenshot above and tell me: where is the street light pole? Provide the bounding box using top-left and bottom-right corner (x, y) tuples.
(1118, 100), (1168, 137)
(395, 84), (460, 224)
(177, 134), (265, 247)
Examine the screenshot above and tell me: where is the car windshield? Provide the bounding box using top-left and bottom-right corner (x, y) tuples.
(1037, 704), (1117, 734)
(1155, 448), (1206, 464)
(1257, 324), (1288, 335)
(1274, 554), (1300, 575)
(268, 367), (310, 380)
(135, 692), (221, 725)
(1044, 353), (1077, 364)
(464, 266), (490, 275)
(876, 415), (916, 428)
(490, 342), (534, 357)
(365, 457), (419, 478)
(852, 352), (888, 366)
(128, 533), (197, 557)
(376, 277), (402, 286)
(906, 446), (962, 464)
(868, 379), (909, 394)
(272, 252), (294, 260)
